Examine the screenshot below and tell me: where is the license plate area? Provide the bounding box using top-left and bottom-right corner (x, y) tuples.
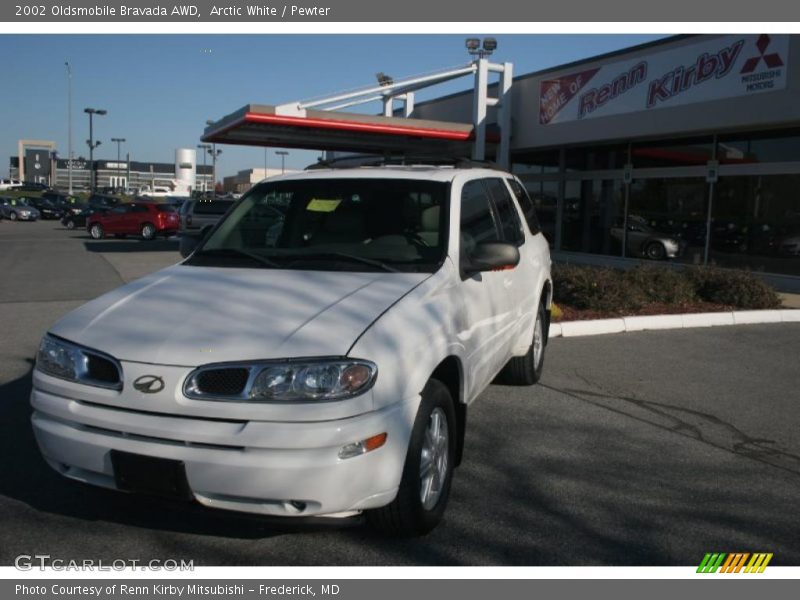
(110, 450), (193, 500)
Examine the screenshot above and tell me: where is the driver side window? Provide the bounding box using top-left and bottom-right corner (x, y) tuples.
(460, 180), (500, 258)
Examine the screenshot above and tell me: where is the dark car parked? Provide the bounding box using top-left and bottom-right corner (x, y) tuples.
(18, 181), (51, 192)
(61, 205), (104, 230)
(87, 193), (122, 209)
(28, 197), (63, 220)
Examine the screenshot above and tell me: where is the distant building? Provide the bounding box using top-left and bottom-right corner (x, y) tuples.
(9, 147), (213, 194)
(222, 167), (298, 194)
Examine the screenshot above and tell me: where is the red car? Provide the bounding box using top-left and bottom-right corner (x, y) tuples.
(87, 202), (180, 240)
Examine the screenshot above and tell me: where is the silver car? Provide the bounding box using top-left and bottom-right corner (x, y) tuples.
(610, 221), (684, 260)
(178, 197), (235, 257)
(0, 196), (41, 221)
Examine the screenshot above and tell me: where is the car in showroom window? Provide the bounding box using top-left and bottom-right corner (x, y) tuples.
(31, 166), (552, 536)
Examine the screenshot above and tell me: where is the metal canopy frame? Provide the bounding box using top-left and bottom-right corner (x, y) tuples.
(205, 58), (513, 167)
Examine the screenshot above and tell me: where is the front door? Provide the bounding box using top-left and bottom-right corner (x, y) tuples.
(455, 178), (515, 401)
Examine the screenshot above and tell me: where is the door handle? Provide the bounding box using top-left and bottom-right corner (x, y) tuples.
(503, 278), (513, 289)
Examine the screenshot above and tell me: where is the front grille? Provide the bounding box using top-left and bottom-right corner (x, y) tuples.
(86, 354), (121, 385)
(194, 368), (249, 396)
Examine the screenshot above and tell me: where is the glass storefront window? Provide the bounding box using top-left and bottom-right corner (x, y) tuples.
(631, 137), (714, 168)
(561, 179), (624, 255)
(516, 177), (558, 246)
(717, 130), (800, 164)
(512, 150), (560, 175)
(627, 178), (709, 263)
(711, 174), (800, 276)
(565, 144), (629, 171)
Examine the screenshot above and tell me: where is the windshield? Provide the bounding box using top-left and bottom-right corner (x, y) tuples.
(190, 178), (449, 273)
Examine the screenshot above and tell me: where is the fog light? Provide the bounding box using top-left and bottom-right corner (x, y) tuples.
(338, 433), (387, 460)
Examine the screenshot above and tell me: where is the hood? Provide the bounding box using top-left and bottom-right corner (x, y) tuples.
(50, 264), (429, 365)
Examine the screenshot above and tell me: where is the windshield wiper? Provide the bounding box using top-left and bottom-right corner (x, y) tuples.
(192, 247), (281, 268)
(284, 252), (400, 273)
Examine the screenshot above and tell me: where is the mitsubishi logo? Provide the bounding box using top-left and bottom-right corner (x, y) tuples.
(132, 375), (165, 394)
(740, 34), (784, 74)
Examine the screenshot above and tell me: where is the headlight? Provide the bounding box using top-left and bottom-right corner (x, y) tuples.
(36, 334), (122, 390)
(184, 359), (377, 402)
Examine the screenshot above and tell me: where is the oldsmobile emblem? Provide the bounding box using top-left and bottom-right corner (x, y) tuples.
(132, 375), (165, 394)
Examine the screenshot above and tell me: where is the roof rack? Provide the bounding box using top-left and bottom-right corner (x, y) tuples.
(305, 154), (505, 171)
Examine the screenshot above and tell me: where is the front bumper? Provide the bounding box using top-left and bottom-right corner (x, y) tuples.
(31, 381), (416, 517)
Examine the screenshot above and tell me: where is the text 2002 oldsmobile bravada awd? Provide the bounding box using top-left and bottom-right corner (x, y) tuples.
(31, 165), (552, 535)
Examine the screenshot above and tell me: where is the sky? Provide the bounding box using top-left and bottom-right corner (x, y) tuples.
(0, 34), (666, 180)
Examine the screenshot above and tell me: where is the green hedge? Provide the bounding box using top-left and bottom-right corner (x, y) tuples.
(553, 264), (781, 312)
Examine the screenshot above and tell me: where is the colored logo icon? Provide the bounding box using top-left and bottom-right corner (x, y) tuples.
(697, 552), (773, 573)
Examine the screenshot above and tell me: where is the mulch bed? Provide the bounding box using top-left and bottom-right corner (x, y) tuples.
(555, 302), (737, 322)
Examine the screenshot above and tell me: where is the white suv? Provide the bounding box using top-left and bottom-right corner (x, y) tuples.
(31, 166), (552, 535)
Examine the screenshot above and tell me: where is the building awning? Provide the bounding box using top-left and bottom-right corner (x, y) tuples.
(202, 104), (497, 156)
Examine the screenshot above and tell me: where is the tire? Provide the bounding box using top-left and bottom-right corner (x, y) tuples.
(65, 220), (75, 230)
(367, 379), (456, 536)
(89, 223), (104, 239)
(499, 301), (547, 386)
(9, 211), (18, 221)
(645, 241), (667, 261)
(141, 223), (156, 240)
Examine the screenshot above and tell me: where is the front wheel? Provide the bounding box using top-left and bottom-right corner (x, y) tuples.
(367, 379), (456, 536)
(89, 223), (104, 239)
(64, 220), (76, 230)
(645, 241), (667, 260)
(9, 211), (18, 221)
(141, 223), (156, 240)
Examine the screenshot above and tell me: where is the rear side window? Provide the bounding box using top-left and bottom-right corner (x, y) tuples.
(507, 178), (541, 235)
(460, 180), (501, 255)
(194, 200), (233, 215)
(484, 178), (524, 245)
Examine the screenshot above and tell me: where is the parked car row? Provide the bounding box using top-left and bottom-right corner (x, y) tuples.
(87, 201), (180, 240)
(0, 196), (41, 221)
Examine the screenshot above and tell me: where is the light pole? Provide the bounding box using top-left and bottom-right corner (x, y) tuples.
(111, 137), (125, 193)
(84, 107), (106, 193)
(276, 150), (289, 174)
(205, 120), (222, 195)
(197, 144), (210, 194)
(65, 61), (73, 194)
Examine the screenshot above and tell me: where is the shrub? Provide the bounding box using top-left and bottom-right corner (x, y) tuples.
(686, 267), (781, 309)
(552, 264), (646, 312)
(623, 265), (697, 305)
(552, 263), (781, 312)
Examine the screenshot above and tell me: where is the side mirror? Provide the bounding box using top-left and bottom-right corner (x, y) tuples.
(463, 242), (520, 276)
(179, 232), (204, 258)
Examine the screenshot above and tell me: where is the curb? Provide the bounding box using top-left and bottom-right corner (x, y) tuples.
(549, 309), (800, 339)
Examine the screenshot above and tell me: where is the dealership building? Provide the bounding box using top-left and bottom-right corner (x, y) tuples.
(204, 34), (800, 289)
(9, 147), (213, 194)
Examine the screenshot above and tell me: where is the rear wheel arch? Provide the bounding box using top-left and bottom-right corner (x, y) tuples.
(540, 279), (553, 343)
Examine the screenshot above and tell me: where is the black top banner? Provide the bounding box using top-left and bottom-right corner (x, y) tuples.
(3, 0), (800, 21)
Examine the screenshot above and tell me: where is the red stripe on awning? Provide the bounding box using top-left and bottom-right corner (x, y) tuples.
(243, 112), (476, 141)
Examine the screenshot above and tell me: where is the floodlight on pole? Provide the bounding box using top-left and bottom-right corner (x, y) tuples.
(205, 121), (222, 194)
(466, 37), (497, 59)
(65, 61), (73, 194)
(376, 72), (394, 87)
(197, 144), (211, 193)
(111, 137), (125, 192)
(275, 150), (289, 174)
(84, 107), (107, 193)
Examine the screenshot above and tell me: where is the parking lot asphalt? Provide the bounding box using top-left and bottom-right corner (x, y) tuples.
(1, 220), (799, 566)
